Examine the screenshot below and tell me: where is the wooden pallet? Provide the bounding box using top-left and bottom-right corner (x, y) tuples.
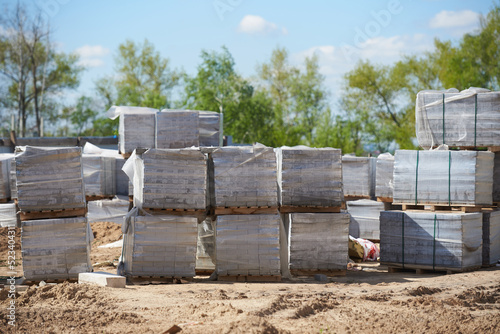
(127, 276), (193, 285)
(214, 206), (278, 215)
(86, 195), (115, 202)
(344, 195), (371, 201)
(290, 269), (346, 277)
(195, 269), (215, 276)
(217, 275), (281, 282)
(20, 207), (87, 221)
(383, 263), (481, 275)
(0, 197), (11, 203)
(143, 207), (208, 216)
(444, 146), (500, 152)
(397, 203), (487, 213)
(377, 197), (393, 203)
(279, 206), (341, 213)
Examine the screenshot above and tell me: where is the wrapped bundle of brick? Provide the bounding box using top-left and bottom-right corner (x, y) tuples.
(213, 144), (277, 208)
(121, 214), (198, 277)
(347, 199), (385, 240)
(15, 146), (86, 213)
(156, 110), (199, 149)
(482, 210), (500, 266)
(393, 150), (494, 206)
(278, 146), (343, 208)
(0, 154), (13, 201)
(0, 203), (17, 228)
(21, 217), (92, 280)
(216, 214), (281, 277)
(380, 211), (483, 272)
(199, 111), (221, 147)
(9, 159), (17, 199)
(82, 154), (116, 198)
(286, 213), (349, 274)
(127, 148), (207, 210)
(342, 156), (376, 199)
(107, 106), (157, 155)
(416, 88), (500, 149)
(375, 153), (394, 200)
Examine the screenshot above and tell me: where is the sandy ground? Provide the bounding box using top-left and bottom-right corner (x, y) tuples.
(0, 222), (499, 333)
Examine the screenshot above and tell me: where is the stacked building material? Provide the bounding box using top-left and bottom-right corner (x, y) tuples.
(380, 211), (483, 272)
(494, 152), (500, 203)
(212, 144), (278, 209)
(0, 154), (13, 201)
(9, 159), (16, 199)
(278, 147), (343, 208)
(199, 111), (221, 147)
(156, 110), (199, 149)
(416, 88), (500, 149)
(216, 214), (281, 277)
(196, 218), (215, 273)
(0, 203), (17, 228)
(114, 156), (129, 196)
(82, 154), (116, 198)
(342, 156), (376, 199)
(21, 217), (92, 280)
(16, 146), (86, 213)
(482, 210), (500, 266)
(122, 214), (198, 277)
(347, 199), (385, 241)
(393, 150), (494, 206)
(285, 213), (349, 273)
(130, 148), (207, 210)
(375, 153), (394, 200)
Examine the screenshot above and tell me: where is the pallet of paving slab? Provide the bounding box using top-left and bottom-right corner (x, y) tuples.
(290, 269), (346, 277)
(0, 197), (11, 203)
(214, 206), (278, 215)
(217, 275), (281, 282)
(279, 205), (341, 213)
(85, 195), (115, 202)
(383, 262), (481, 275)
(127, 276), (193, 285)
(396, 203), (489, 213)
(19, 207), (87, 221)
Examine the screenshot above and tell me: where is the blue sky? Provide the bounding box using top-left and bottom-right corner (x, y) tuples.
(9, 0), (496, 108)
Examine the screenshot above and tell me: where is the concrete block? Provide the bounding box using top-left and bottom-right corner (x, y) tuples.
(78, 272), (126, 288)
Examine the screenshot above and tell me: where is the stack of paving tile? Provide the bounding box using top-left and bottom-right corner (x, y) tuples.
(15, 146), (86, 212)
(0, 154), (13, 201)
(130, 148), (207, 210)
(108, 106), (157, 155)
(21, 217), (92, 280)
(215, 214), (281, 276)
(347, 199), (385, 240)
(286, 213), (349, 272)
(342, 156), (376, 199)
(416, 88), (500, 149)
(199, 111), (221, 147)
(82, 154), (116, 198)
(278, 147), (343, 208)
(375, 153), (394, 200)
(380, 211), (483, 271)
(393, 150), (494, 206)
(482, 210), (500, 266)
(0, 203), (17, 228)
(156, 110), (199, 149)
(212, 144), (277, 208)
(122, 214), (198, 277)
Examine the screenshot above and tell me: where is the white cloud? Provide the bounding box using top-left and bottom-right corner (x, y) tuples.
(237, 15), (287, 35)
(74, 45), (110, 68)
(429, 10), (479, 29)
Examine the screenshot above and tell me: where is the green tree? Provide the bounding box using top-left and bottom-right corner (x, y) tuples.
(61, 96), (97, 136)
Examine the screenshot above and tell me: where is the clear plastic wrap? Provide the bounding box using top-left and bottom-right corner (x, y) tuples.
(482, 210), (500, 266)
(21, 217), (92, 280)
(375, 153), (394, 199)
(121, 213), (198, 277)
(123, 148), (207, 210)
(277, 146), (343, 207)
(196, 218), (215, 271)
(380, 211), (483, 270)
(213, 144), (278, 208)
(82, 154), (116, 197)
(9, 158), (17, 199)
(494, 152), (500, 203)
(287, 213), (349, 270)
(15, 146), (86, 212)
(347, 199), (385, 240)
(0, 203), (17, 227)
(87, 195), (130, 225)
(342, 156), (376, 198)
(416, 88), (500, 148)
(0, 154), (13, 200)
(216, 214), (281, 276)
(198, 111), (222, 147)
(393, 150), (494, 206)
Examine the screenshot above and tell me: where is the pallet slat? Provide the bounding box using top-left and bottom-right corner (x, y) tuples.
(217, 275), (281, 282)
(20, 207), (87, 221)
